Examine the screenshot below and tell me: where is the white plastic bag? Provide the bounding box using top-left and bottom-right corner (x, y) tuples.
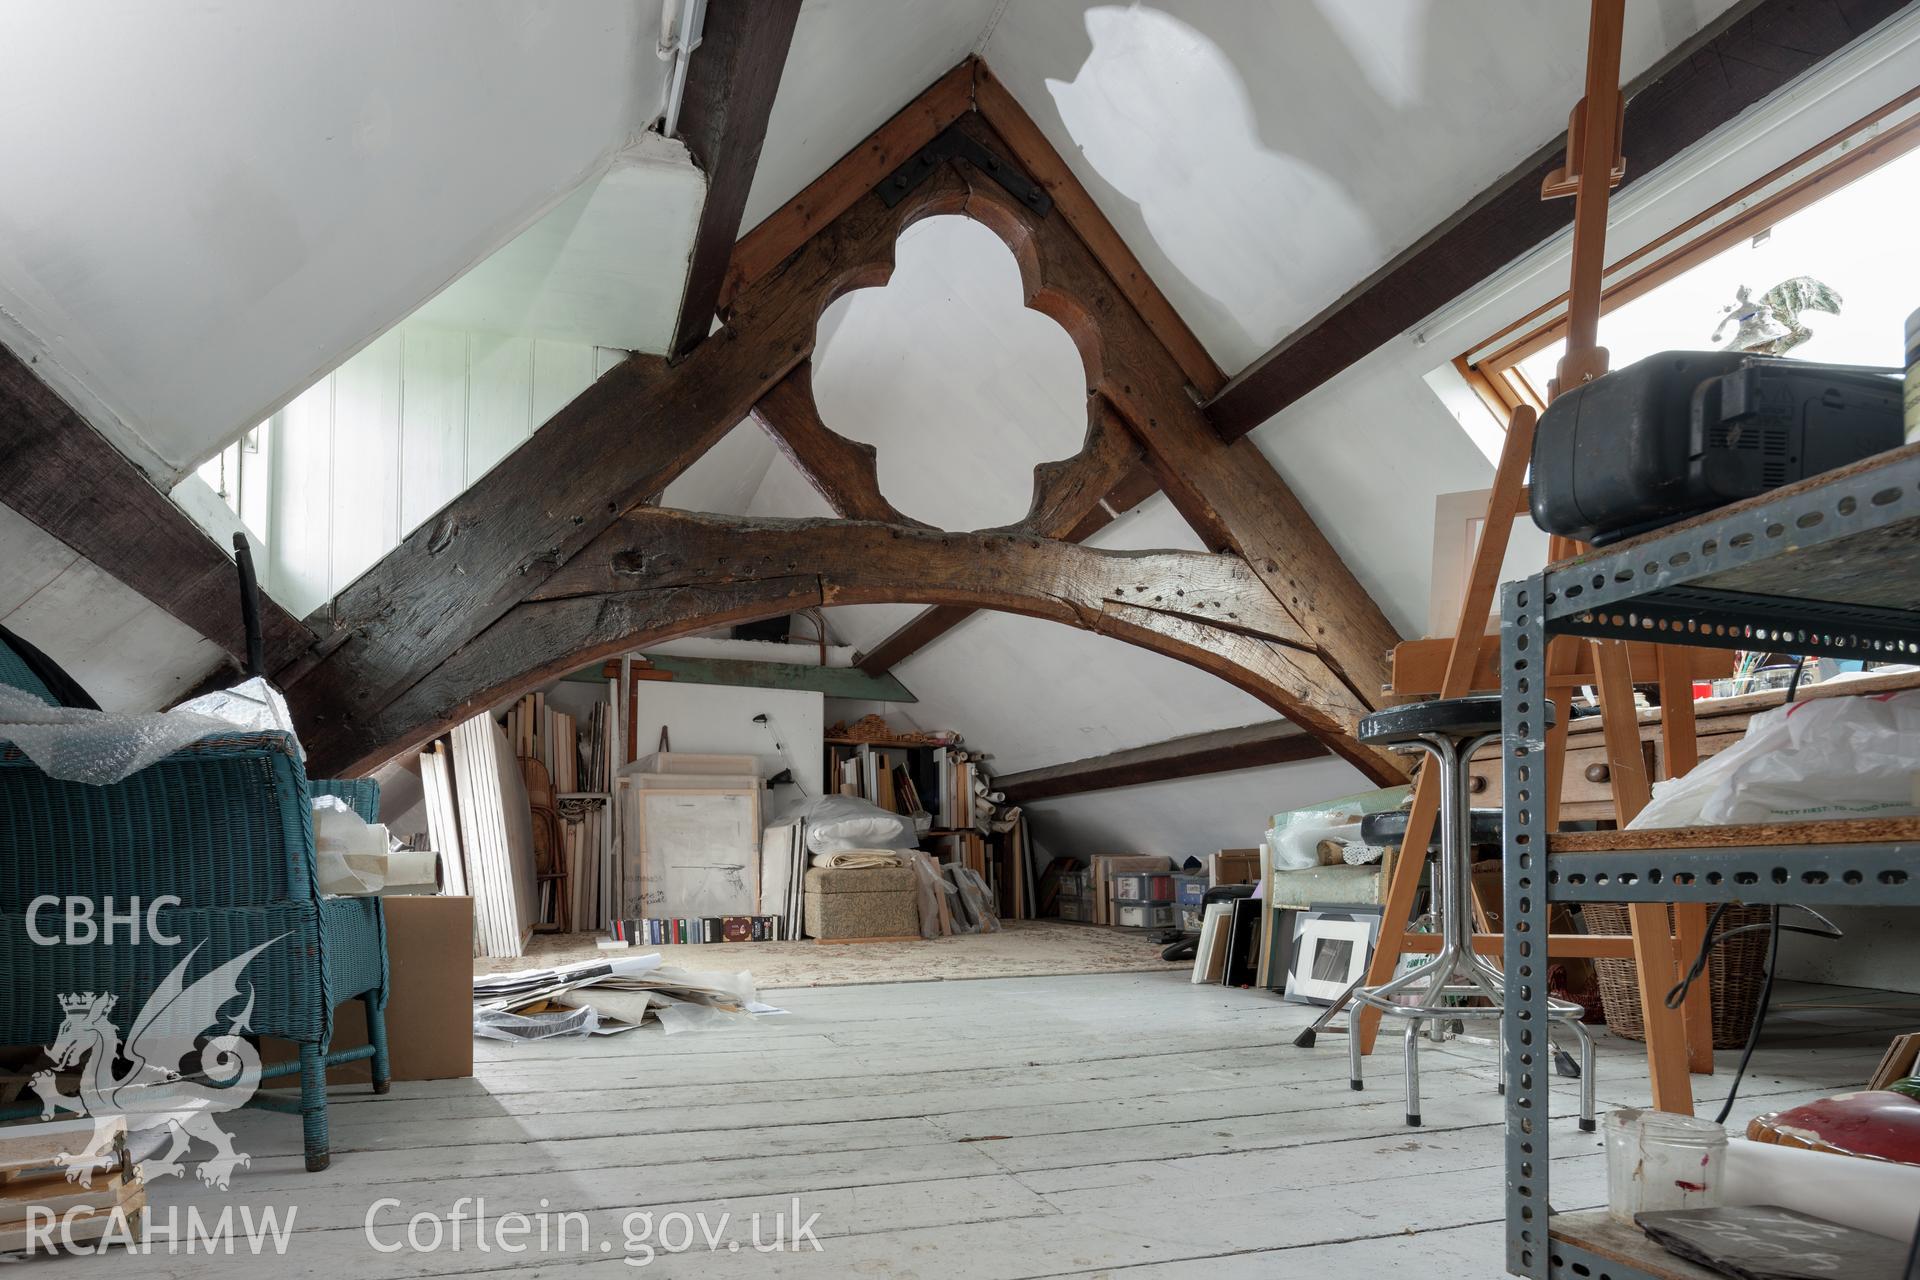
(175, 677), (302, 757)
(1267, 817), (1365, 871)
(794, 794), (916, 853)
(312, 795), (400, 895)
(1632, 689), (1920, 829)
(0, 675), (300, 786)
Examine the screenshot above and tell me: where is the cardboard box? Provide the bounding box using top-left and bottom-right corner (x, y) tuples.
(1212, 849), (1260, 886)
(265, 895), (473, 1086)
(1868, 1032), (1920, 1091)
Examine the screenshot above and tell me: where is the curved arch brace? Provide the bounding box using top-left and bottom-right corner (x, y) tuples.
(308, 509), (1406, 786)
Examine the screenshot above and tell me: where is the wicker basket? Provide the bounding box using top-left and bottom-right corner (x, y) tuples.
(1583, 902), (1772, 1048)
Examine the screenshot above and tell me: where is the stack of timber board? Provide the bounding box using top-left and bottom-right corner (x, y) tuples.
(1, 1117), (142, 1254)
(449, 712), (539, 958)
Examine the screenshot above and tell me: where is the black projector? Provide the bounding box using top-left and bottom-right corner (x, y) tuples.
(1529, 350), (1904, 545)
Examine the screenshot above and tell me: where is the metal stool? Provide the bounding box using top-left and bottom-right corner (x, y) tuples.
(1344, 694), (1595, 1129)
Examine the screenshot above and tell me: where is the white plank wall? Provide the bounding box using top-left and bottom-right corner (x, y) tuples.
(245, 326), (627, 616)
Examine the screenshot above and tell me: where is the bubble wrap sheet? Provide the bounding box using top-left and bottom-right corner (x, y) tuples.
(0, 676), (302, 785)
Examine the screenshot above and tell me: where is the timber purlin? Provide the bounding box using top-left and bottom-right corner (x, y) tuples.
(0, 343), (311, 673)
(1204, 0), (1914, 440)
(667, 0), (804, 361)
(854, 606), (977, 679)
(997, 721), (1327, 805)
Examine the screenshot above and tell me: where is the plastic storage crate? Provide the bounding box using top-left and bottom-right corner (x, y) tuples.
(1114, 902), (1173, 929)
(1112, 871), (1174, 902)
(1172, 874), (1207, 907)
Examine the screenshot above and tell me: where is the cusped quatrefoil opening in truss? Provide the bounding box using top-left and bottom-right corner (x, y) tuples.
(810, 214), (1090, 531)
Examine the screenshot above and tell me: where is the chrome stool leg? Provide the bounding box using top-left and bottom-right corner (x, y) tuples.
(1349, 995), (1366, 1091)
(1404, 1017), (1424, 1127)
(1321, 696), (1595, 1130)
(1294, 973), (1367, 1050)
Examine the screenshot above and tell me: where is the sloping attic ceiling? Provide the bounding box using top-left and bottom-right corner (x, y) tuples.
(661, 0), (1756, 862)
(978, 0), (1742, 371)
(0, 0), (676, 486)
(680, 0), (1748, 634)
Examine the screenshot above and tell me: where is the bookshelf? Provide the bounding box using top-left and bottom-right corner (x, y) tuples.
(821, 733), (1038, 920)
(505, 689), (620, 936)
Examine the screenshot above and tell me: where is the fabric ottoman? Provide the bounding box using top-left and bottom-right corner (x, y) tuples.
(803, 865), (920, 940)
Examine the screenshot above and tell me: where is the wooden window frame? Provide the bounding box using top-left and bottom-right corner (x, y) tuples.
(1459, 86), (1920, 413)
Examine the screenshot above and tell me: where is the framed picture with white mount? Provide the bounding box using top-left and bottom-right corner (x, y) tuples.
(1283, 905), (1384, 1006)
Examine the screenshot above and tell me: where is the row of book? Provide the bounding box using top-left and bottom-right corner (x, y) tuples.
(610, 916), (789, 945)
(827, 742), (929, 816)
(824, 740), (997, 833)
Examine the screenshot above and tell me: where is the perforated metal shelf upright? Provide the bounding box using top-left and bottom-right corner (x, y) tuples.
(1499, 442), (1920, 1280)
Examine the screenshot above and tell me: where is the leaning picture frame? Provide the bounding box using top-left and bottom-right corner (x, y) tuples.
(1283, 904), (1384, 1006)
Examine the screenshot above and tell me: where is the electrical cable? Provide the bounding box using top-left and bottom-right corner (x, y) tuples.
(1663, 902), (1732, 1010)
(1664, 902), (1840, 1010)
(1783, 654), (1810, 703)
(1714, 901), (1781, 1126)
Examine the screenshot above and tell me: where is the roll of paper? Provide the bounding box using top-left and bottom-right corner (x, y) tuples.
(1722, 1137), (1920, 1240)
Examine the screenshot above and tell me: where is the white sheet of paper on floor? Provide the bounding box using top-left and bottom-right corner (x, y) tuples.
(472, 954), (765, 1036)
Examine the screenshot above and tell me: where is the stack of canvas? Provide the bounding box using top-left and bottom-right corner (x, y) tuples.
(449, 712), (538, 958)
(760, 817), (808, 943)
(560, 692), (619, 933)
(505, 692), (582, 791)
(418, 741), (469, 896)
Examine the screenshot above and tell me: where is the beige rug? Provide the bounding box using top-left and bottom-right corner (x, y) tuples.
(473, 920), (1187, 989)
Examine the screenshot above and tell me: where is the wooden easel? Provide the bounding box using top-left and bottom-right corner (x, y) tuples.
(1354, 0), (1706, 1114)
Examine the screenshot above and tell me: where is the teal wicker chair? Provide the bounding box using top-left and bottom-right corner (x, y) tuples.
(0, 637), (390, 1172)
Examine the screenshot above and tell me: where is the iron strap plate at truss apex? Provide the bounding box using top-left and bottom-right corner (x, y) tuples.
(876, 124), (1053, 214)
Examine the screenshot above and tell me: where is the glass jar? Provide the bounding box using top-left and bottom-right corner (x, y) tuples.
(1605, 1107), (1728, 1226)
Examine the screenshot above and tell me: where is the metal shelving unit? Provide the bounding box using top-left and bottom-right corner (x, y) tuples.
(1499, 443), (1920, 1280)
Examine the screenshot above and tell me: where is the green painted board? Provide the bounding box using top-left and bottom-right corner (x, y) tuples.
(564, 654), (916, 702)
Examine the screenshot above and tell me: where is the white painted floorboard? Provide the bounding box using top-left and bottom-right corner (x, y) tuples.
(34, 972), (1893, 1278)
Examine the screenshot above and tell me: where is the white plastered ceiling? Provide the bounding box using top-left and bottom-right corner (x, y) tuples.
(0, 0), (677, 485)
(979, 1), (1741, 370)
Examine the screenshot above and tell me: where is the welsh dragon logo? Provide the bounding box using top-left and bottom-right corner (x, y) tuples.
(32, 938), (280, 1190)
